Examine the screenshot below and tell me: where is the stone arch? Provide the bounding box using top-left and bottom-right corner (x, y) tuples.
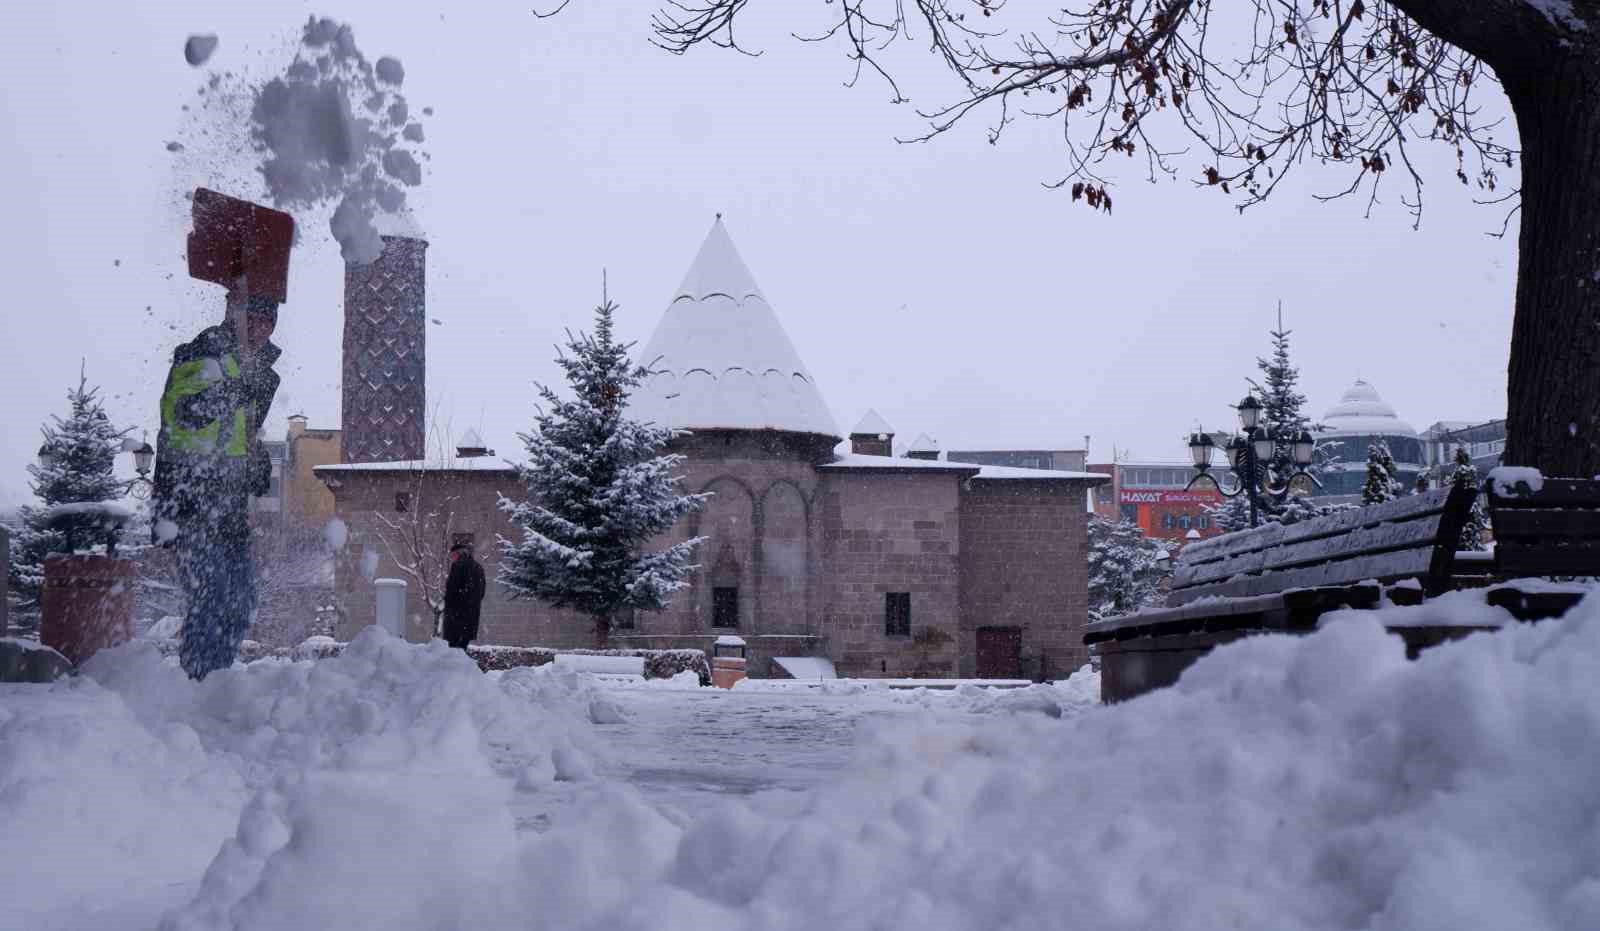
(691, 475), (757, 631)
(757, 479), (811, 636)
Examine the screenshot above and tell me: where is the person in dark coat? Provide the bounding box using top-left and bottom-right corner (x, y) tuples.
(153, 291), (282, 680)
(442, 542), (486, 650)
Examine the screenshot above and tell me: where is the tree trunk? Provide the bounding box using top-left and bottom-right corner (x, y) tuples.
(593, 614), (610, 650)
(1501, 55), (1600, 476)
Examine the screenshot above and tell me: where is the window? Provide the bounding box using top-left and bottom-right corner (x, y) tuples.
(885, 592), (911, 637)
(1199, 516), (1211, 530)
(1162, 514), (1176, 529)
(1178, 515), (1192, 530)
(712, 587), (739, 628)
(395, 491), (411, 513)
(613, 606), (635, 630)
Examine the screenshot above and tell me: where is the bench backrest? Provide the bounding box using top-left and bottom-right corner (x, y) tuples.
(1487, 475), (1600, 577)
(1169, 484), (1475, 606)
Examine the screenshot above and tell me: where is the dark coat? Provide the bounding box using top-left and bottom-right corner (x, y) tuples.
(442, 553), (487, 642)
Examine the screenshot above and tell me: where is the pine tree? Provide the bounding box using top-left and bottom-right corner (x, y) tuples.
(1086, 517), (1174, 620)
(1361, 440), (1402, 505)
(1252, 304), (1313, 488)
(7, 367), (132, 631)
(498, 295), (707, 647)
(1448, 445), (1490, 551)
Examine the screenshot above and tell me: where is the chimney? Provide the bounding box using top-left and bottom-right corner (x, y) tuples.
(287, 413), (308, 442)
(341, 216), (427, 464)
(849, 409), (895, 457)
(455, 428), (492, 460)
(905, 432), (940, 461)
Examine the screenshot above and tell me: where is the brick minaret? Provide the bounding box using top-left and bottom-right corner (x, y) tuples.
(341, 233), (427, 463)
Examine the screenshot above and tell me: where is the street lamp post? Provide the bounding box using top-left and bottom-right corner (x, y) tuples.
(1187, 396), (1317, 528)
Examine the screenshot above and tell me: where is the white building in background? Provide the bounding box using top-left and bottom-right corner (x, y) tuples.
(1313, 380), (1425, 498)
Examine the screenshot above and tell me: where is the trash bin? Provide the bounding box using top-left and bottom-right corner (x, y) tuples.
(39, 554), (135, 665)
(712, 634), (747, 689)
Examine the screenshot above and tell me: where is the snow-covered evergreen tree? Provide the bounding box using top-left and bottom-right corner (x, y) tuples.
(1361, 440), (1402, 505)
(498, 296), (707, 647)
(1252, 306), (1314, 487)
(1448, 445), (1490, 551)
(1086, 517), (1174, 620)
(7, 368), (131, 631)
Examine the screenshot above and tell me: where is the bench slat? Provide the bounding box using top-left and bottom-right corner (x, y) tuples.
(1489, 478), (1600, 508)
(1172, 547), (1434, 605)
(1173, 517), (1443, 589)
(1491, 508), (1600, 541)
(1179, 489), (1451, 564)
(1494, 545), (1600, 577)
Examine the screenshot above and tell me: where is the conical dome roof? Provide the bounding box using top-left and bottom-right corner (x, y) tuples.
(628, 219), (840, 440)
(1322, 380), (1416, 437)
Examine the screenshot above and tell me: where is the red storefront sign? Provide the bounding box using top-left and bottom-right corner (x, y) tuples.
(1118, 489), (1220, 504)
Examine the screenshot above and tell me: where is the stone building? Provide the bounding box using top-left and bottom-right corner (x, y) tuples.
(318, 219), (1106, 679)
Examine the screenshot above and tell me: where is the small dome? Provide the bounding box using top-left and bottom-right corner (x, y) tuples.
(1321, 380), (1416, 437)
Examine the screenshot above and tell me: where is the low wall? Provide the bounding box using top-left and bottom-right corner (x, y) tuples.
(149, 637), (712, 683)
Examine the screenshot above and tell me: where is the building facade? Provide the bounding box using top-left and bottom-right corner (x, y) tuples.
(319, 219), (1105, 679)
(1088, 461), (1229, 543)
(1313, 380), (1424, 499)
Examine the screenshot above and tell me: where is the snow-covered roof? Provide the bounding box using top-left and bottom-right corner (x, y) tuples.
(819, 453), (979, 474)
(851, 409), (895, 437)
(627, 219), (841, 440)
(907, 432), (939, 453)
(819, 453), (1107, 482)
(772, 656), (837, 680)
(316, 457), (513, 473)
(1321, 380), (1417, 438)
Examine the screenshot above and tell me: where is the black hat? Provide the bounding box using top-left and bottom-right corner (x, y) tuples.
(450, 541), (472, 553)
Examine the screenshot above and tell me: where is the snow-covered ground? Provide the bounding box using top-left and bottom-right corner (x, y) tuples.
(5, 593), (1600, 930)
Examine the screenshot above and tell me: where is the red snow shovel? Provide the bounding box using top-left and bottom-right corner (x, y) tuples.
(186, 188), (294, 302)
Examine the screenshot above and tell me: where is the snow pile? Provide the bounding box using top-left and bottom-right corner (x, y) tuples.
(1, 629), (603, 930)
(14, 601), (1600, 929)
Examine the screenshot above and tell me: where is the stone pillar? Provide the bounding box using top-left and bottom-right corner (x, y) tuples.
(342, 235), (427, 464)
(39, 554), (135, 665)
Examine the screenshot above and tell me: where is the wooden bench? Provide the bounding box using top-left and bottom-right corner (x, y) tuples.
(1481, 474), (1600, 619)
(1086, 484), (1477, 702)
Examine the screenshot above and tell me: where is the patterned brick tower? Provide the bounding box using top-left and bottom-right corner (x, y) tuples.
(341, 232), (427, 464)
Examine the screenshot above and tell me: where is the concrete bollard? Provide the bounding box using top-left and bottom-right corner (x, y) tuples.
(374, 578), (407, 638)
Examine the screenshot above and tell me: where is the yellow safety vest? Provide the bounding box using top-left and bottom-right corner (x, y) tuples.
(160, 353), (251, 457)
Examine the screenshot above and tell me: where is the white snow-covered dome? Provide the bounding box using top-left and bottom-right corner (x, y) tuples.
(628, 218), (841, 440)
(1321, 380), (1417, 438)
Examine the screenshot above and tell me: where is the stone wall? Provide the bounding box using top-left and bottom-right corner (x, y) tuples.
(815, 470), (965, 678)
(329, 467), (591, 646)
(958, 478), (1092, 679)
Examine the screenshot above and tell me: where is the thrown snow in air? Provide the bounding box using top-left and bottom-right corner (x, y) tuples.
(210, 17), (427, 265)
(184, 34), (219, 67)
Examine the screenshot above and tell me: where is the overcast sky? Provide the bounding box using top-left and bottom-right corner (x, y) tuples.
(0, 2), (1519, 507)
